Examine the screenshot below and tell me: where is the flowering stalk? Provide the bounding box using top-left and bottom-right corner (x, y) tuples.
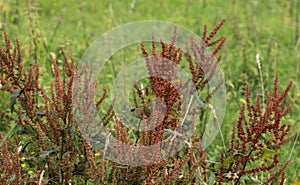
(214, 75), (293, 184)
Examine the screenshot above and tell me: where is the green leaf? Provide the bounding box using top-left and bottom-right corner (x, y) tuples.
(163, 129), (172, 138)
(183, 120), (192, 130)
(140, 94), (156, 100)
(171, 107), (179, 116)
(214, 155), (234, 169)
(7, 174), (15, 185)
(0, 123), (18, 147)
(142, 106), (150, 115)
(68, 126), (79, 149)
(222, 154), (235, 166)
(242, 175), (261, 183)
(39, 149), (59, 159)
(261, 147), (282, 155)
(168, 114), (179, 120)
(194, 94), (204, 108)
(36, 111), (46, 117)
(226, 80), (235, 88)
(10, 90), (21, 113)
(261, 147), (282, 162)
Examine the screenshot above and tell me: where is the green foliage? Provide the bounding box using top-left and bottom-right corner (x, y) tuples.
(0, 0), (299, 184)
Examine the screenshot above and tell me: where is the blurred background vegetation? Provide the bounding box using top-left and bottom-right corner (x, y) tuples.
(0, 0), (299, 184)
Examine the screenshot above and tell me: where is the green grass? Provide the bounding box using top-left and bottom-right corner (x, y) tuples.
(1, 0), (299, 184)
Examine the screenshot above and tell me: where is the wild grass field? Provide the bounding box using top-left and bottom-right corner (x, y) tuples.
(0, 0), (299, 184)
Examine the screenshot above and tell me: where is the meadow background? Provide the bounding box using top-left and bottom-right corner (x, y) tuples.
(0, 0), (299, 184)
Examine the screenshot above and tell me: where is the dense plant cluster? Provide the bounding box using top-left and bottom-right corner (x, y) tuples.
(0, 19), (294, 185)
(213, 77), (293, 184)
